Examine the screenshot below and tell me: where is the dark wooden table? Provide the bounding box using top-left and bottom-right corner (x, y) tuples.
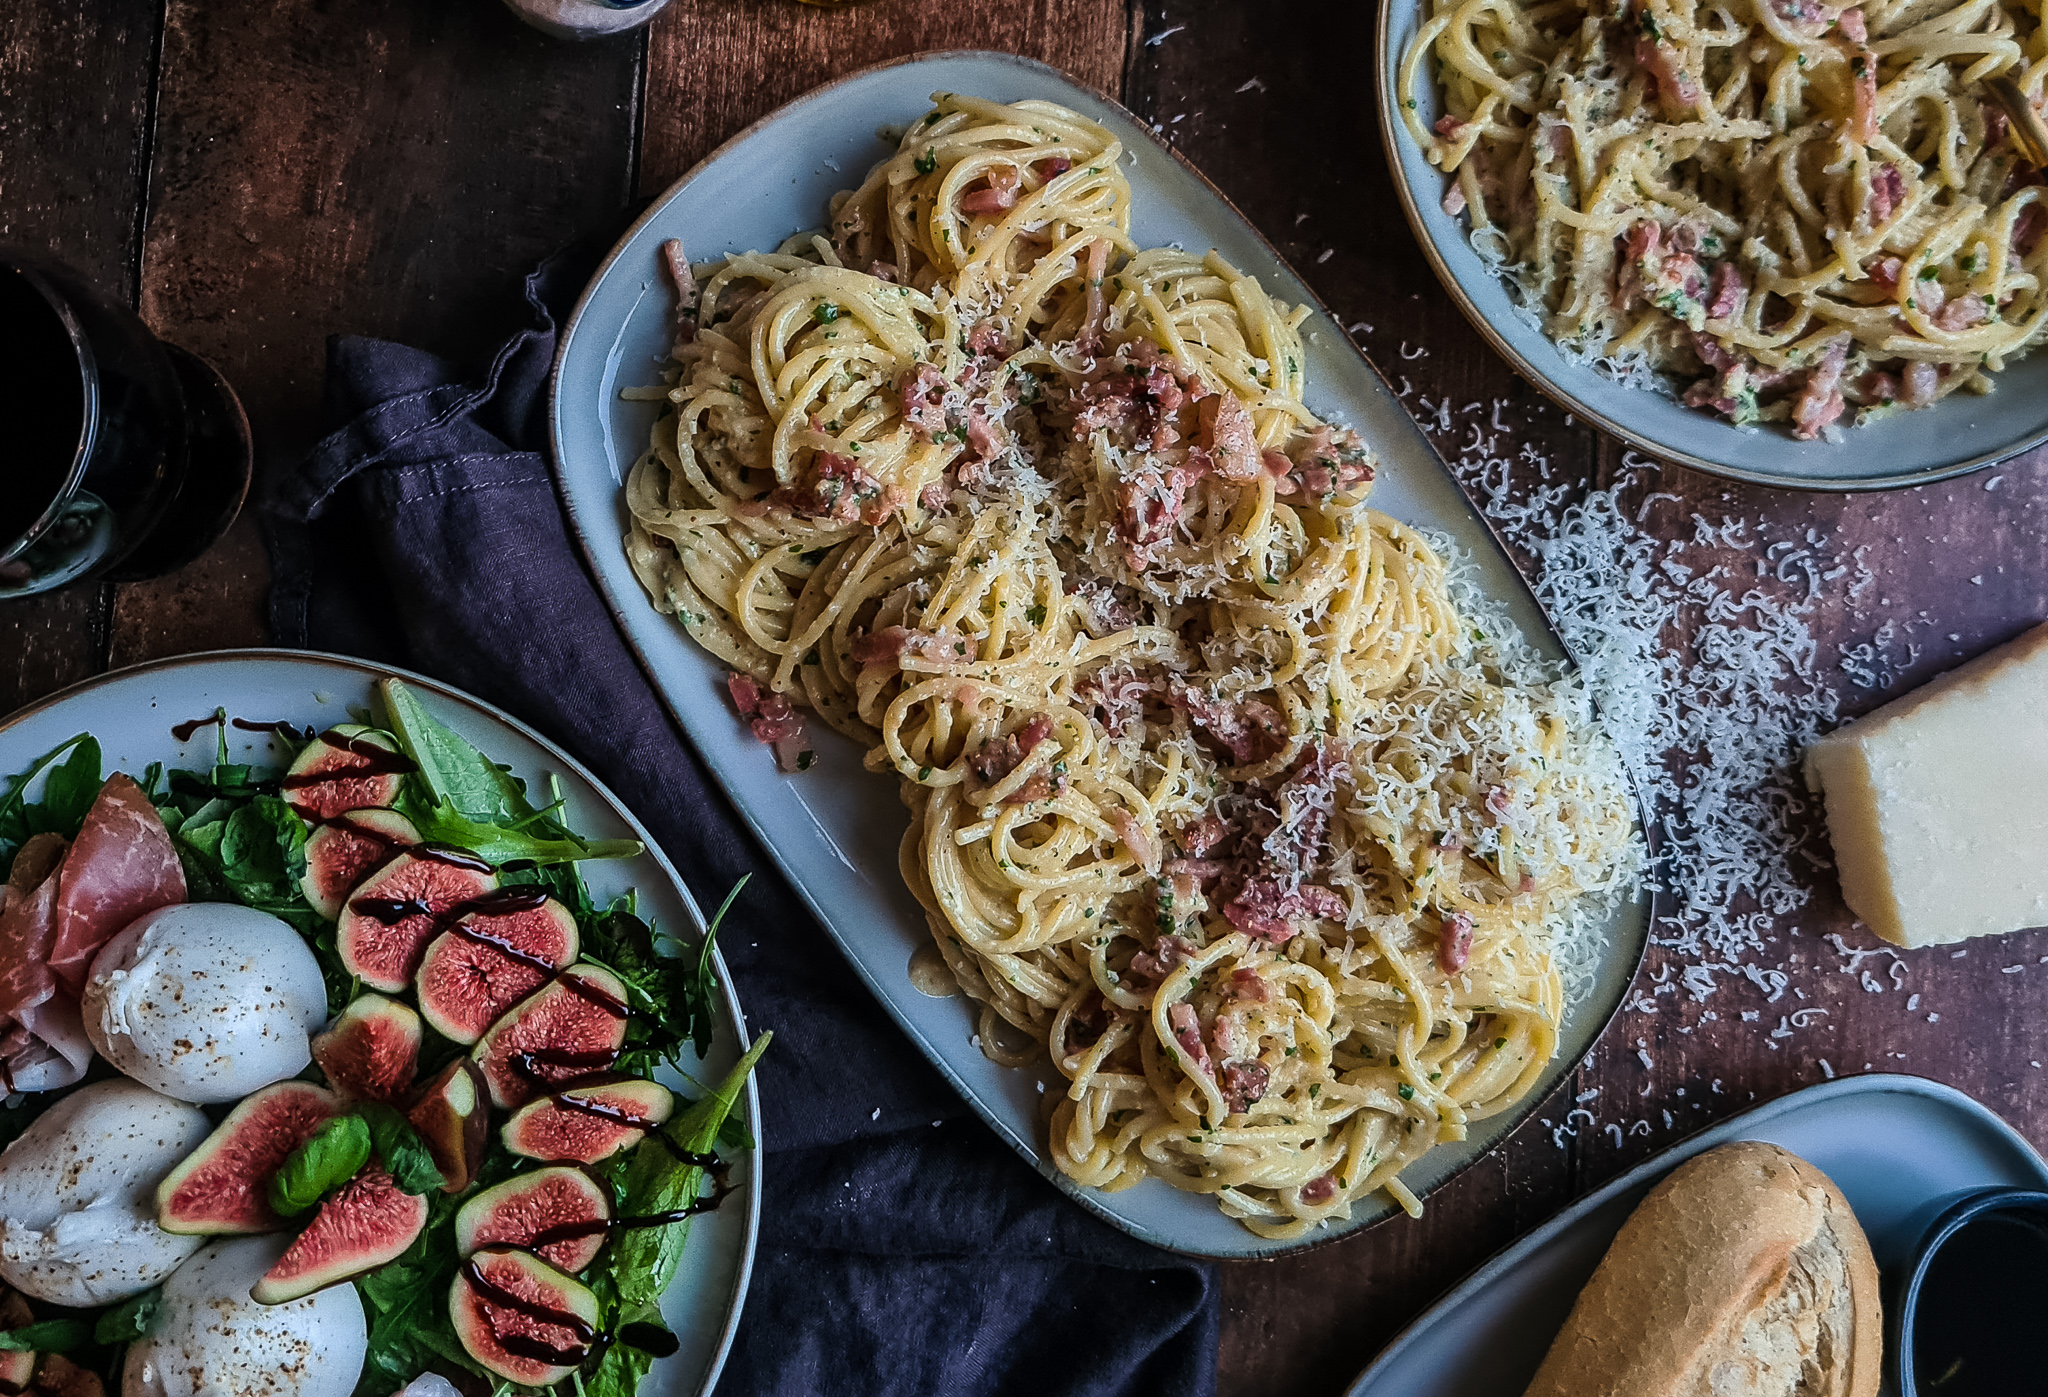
(5, 1), (2045, 1392)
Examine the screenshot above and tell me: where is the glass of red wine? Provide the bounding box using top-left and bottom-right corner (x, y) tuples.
(0, 255), (252, 599)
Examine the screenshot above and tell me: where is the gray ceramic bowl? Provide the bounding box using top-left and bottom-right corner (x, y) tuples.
(1374, 2), (2048, 490)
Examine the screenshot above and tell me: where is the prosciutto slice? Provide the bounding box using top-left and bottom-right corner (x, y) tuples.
(47, 774), (186, 998)
(0, 834), (90, 1091)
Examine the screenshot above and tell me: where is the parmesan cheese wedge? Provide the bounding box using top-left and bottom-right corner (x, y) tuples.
(1803, 622), (2048, 948)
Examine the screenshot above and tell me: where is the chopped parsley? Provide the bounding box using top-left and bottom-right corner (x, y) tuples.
(915, 148), (938, 175)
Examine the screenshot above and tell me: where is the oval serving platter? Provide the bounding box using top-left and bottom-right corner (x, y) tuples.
(550, 50), (1652, 1259)
(1376, 1), (2048, 490)
(0, 650), (760, 1397)
(1344, 1073), (2048, 1396)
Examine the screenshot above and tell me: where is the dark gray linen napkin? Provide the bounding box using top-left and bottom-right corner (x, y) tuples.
(261, 249), (1220, 1397)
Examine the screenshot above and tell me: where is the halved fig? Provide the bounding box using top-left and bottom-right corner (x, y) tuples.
(454, 1167), (613, 1273)
(300, 808), (419, 919)
(157, 1081), (341, 1235)
(251, 1166), (428, 1304)
(415, 892), (580, 1044)
(337, 850), (498, 992)
(406, 1058), (489, 1194)
(282, 725), (414, 822)
(310, 993), (421, 1103)
(450, 1247), (600, 1387)
(503, 1078), (674, 1165)
(471, 964), (631, 1111)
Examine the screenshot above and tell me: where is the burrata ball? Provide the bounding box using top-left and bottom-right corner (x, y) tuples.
(0, 1078), (210, 1305)
(123, 1235), (366, 1397)
(84, 903), (329, 1104)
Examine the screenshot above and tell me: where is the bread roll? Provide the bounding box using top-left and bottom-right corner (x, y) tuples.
(1521, 1141), (1880, 1397)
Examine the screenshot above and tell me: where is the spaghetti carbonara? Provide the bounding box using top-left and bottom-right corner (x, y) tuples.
(1400, 0), (2048, 438)
(623, 92), (1640, 1236)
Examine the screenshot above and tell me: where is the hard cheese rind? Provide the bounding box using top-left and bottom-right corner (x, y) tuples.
(1804, 622), (2048, 949)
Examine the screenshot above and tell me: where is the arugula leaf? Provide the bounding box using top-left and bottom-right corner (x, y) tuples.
(269, 1114), (372, 1217)
(355, 1184), (489, 1392)
(379, 679), (535, 825)
(583, 1339), (656, 1397)
(400, 797), (640, 867)
(583, 877), (744, 1076)
(219, 796), (309, 898)
(94, 1288), (163, 1346)
(356, 1102), (445, 1197)
(604, 1032), (770, 1314)
(0, 733), (101, 859)
(0, 1319), (90, 1352)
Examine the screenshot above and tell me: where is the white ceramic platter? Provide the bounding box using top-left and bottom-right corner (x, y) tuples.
(1375, 2), (2048, 490)
(0, 650), (759, 1397)
(1345, 1073), (2048, 1395)
(550, 51), (1652, 1259)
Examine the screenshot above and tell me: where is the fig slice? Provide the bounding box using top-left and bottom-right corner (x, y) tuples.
(157, 1081), (342, 1235)
(471, 964), (631, 1111)
(415, 892), (580, 1044)
(300, 808), (419, 920)
(338, 849), (498, 992)
(310, 993), (421, 1103)
(503, 1078), (675, 1165)
(406, 1058), (489, 1194)
(450, 1247), (601, 1387)
(454, 1167), (613, 1274)
(281, 725), (414, 823)
(251, 1166), (428, 1304)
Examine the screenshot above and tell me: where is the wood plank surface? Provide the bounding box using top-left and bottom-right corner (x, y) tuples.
(639, 0), (1133, 192)
(0, 0), (161, 712)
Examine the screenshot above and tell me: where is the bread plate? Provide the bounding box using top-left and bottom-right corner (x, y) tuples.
(1344, 1073), (2048, 1396)
(1374, 3), (2048, 491)
(0, 650), (760, 1397)
(549, 50), (1652, 1259)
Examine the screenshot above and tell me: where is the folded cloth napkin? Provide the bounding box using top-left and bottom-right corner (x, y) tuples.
(262, 247), (1220, 1397)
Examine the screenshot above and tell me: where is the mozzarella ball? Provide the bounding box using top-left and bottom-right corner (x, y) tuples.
(123, 1236), (366, 1397)
(84, 903), (329, 1103)
(0, 1078), (210, 1305)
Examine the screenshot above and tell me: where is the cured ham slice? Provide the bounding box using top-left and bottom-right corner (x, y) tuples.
(0, 834), (87, 1091)
(48, 774), (186, 999)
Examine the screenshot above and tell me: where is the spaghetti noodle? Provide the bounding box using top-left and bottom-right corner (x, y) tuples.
(1399, 0), (2048, 438)
(624, 91), (1640, 1236)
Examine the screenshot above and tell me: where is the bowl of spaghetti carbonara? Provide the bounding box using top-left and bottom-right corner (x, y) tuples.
(1383, 0), (2048, 486)
(609, 87), (1643, 1242)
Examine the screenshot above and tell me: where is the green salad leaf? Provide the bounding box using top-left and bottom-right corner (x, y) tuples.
(0, 1319), (91, 1352)
(93, 1288), (163, 1347)
(269, 1114), (372, 1218)
(357, 1102), (446, 1197)
(0, 732), (101, 860)
(403, 797), (641, 867)
(355, 1188), (488, 1394)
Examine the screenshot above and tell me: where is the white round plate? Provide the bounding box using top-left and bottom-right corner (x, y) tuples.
(0, 649), (759, 1397)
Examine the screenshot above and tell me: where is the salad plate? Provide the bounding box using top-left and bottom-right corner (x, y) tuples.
(549, 50), (1652, 1259)
(0, 649), (759, 1397)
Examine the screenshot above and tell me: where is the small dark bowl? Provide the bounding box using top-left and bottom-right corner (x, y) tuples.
(1886, 1186), (2048, 1396)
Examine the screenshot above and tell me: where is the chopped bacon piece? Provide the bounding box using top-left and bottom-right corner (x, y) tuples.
(1165, 683), (1289, 767)
(1767, 0), (1831, 25)
(772, 451), (894, 525)
(966, 319), (1007, 356)
(1076, 663), (1149, 736)
(1861, 370), (1900, 404)
(1441, 183), (1468, 217)
(1196, 394), (1261, 480)
(964, 404), (1003, 463)
(1706, 262), (1747, 321)
(1038, 156), (1073, 178)
(1867, 255), (1904, 292)
(660, 239), (698, 345)
(1869, 164), (1905, 225)
(1129, 933), (1194, 984)
(49, 775), (185, 999)
(1633, 35), (1702, 115)
(960, 163), (1022, 214)
(849, 625), (972, 668)
(1836, 5), (1867, 39)
(1791, 336), (1852, 440)
(1933, 292), (1988, 332)
(1301, 1173), (1340, 1204)
(1271, 425), (1374, 498)
(900, 363), (953, 440)
(1902, 360), (1940, 407)
(1433, 115), (1469, 140)
(1227, 968), (1271, 1004)
(1112, 465), (1201, 571)
(2015, 204), (2048, 257)
(1219, 1059), (1271, 1114)
(869, 260), (899, 284)
(727, 672), (762, 715)
(727, 671), (808, 763)
(1987, 104), (2010, 149)
(1180, 813), (1231, 858)
(1112, 809), (1161, 877)
(1439, 910), (1476, 973)
(969, 714), (1054, 787)
(1167, 1002), (1213, 1078)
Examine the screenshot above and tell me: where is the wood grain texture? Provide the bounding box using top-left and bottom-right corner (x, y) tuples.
(639, 0), (1133, 194)
(0, 0), (160, 715)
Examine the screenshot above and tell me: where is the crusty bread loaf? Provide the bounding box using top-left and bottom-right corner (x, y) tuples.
(1521, 1141), (1880, 1397)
